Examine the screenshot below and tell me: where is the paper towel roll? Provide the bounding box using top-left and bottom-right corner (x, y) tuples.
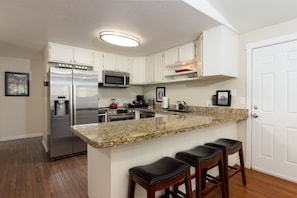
(162, 97), (169, 109)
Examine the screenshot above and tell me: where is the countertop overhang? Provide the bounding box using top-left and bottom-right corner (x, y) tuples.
(71, 107), (248, 149)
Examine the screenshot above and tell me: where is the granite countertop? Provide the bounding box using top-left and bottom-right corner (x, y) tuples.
(71, 106), (248, 149)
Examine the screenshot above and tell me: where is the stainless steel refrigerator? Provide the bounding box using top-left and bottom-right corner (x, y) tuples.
(48, 66), (98, 159)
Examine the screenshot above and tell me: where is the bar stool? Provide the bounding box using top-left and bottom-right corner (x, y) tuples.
(205, 138), (247, 197)
(128, 156), (193, 198)
(176, 145), (227, 198)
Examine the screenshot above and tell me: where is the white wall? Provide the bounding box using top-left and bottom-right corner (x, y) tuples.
(98, 85), (143, 107)
(143, 78), (245, 108)
(0, 56), (43, 141)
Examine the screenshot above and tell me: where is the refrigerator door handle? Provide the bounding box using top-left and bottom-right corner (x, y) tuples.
(69, 85), (74, 125)
(73, 85), (77, 125)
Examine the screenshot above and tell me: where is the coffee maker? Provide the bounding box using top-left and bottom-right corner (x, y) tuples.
(136, 95), (145, 105)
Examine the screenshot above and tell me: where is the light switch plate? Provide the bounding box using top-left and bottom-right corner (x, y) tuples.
(231, 89), (236, 96)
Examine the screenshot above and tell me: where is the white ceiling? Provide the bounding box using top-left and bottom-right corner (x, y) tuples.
(1, 0), (297, 59)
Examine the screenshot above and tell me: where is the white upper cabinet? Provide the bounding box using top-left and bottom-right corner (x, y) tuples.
(164, 47), (179, 66)
(163, 42), (197, 82)
(201, 25), (238, 78)
(73, 47), (94, 66)
(103, 53), (130, 72)
(146, 55), (154, 84)
(178, 42), (195, 63)
(154, 52), (163, 82)
(164, 42), (195, 66)
(130, 57), (146, 85)
(116, 55), (130, 72)
(146, 52), (163, 84)
(48, 42), (73, 64)
(94, 51), (104, 82)
(103, 52), (117, 71)
(48, 42), (94, 66)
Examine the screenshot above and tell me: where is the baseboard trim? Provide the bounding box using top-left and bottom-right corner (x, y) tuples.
(0, 133), (42, 142)
(42, 139), (48, 152)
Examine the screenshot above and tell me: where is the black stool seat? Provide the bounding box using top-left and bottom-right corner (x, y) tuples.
(129, 157), (190, 185)
(205, 138), (242, 151)
(176, 145), (222, 163)
(128, 156), (193, 198)
(176, 145), (227, 198)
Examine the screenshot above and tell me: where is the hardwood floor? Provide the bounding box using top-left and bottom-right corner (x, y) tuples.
(0, 137), (87, 198)
(1, 137), (297, 198)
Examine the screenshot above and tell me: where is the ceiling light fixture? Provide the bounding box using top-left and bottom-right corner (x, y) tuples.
(99, 31), (140, 47)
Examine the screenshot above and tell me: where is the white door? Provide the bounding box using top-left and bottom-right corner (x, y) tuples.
(251, 40), (297, 183)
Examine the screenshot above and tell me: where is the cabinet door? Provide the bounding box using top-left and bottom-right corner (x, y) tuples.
(154, 52), (163, 82)
(164, 47), (178, 65)
(73, 47), (94, 66)
(103, 53), (117, 71)
(94, 51), (104, 82)
(116, 55), (130, 72)
(202, 25), (238, 77)
(178, 42), (195, 63)
(48, 42), (73, 64)
(146, 55), (155, 83)
(130, 57), (146, 85)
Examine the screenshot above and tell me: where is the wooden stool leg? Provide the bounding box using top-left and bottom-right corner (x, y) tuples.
(219, 156), (227, 198)
(128, 174), (135, 198)
(239, 146), (247, 185)
(201, 168), (207, 190)
(195, 166), (202, 198)
(185, 170), (193, 198)
(165, 188), (170, 198)
(147, 186), (155, 198)
(223, 152), (229, 198)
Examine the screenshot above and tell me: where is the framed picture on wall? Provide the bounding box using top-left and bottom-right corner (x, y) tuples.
(216, 90), (231, 106)
(156, 87), (165, 102)
(5, 72), (30, 96)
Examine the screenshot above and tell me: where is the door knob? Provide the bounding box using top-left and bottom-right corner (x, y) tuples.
(252, 113), (259, 118)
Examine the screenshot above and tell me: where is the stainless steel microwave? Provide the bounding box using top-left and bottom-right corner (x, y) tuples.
(102, 70), (130, 88)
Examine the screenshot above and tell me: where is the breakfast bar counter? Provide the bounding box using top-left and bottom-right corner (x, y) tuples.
(71, 107), (248, 198)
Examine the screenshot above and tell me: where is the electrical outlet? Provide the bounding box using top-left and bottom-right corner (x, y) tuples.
(240, 97), (246, 105)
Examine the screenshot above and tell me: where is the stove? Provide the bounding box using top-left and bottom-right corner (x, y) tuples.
(98, 107), (135, 122)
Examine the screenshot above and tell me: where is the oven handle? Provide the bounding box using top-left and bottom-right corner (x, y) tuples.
(108, 114), (135, 122)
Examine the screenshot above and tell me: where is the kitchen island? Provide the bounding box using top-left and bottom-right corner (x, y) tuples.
(71, 107), (248, 198)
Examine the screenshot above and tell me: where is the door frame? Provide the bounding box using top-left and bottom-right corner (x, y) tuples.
(245, 32), (297, 168)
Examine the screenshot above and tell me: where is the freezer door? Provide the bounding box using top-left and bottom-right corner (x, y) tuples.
(73, 69), (98, 152)
(49, 67), (73, 158)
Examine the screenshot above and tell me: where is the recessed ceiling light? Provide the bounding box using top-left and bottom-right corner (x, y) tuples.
(99, 31), (140, 47)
